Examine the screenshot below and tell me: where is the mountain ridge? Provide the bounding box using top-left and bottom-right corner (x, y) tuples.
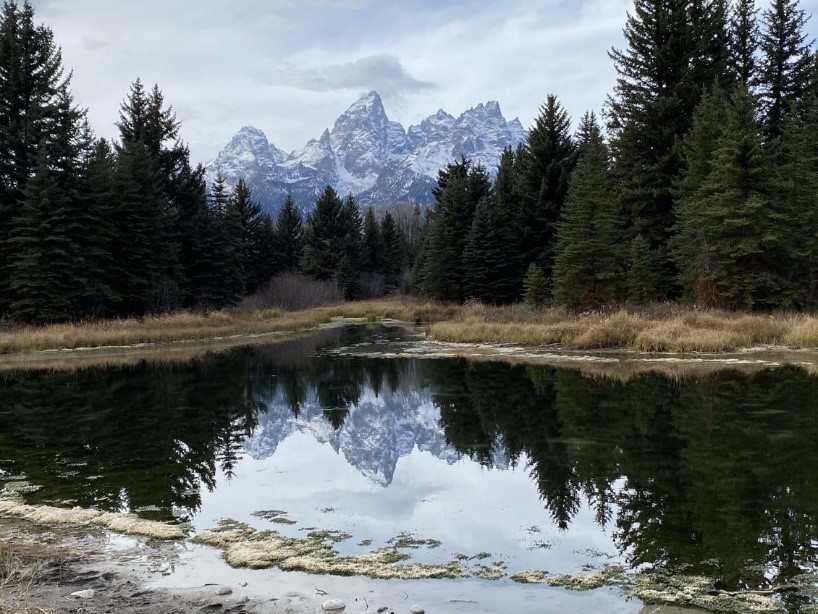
(205, 91), (527, 214)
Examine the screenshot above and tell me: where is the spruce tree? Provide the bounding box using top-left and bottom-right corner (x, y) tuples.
(692, 86), (780, 308)
(362, 206), (385, 273)
(523, 264), (548, 308)
(302, 186), (343, 280)
(337, 195), (363, 298)
(607, 0), (729, 296)
(758, 0), (812, 138)
(7, 151), (84, 321)
(231, 179), (267, 293)
(673, 86), (730, 304)
(463, 197), (506, 303)
(492, 146), (526, 302)
(275, 195), (303, 272)
(379, 211), (405, 289)
(730, 0), (760, 87)
(627, 234), (661, 305)
(553, 116), (621, 310)
(517, 95), (577, 279)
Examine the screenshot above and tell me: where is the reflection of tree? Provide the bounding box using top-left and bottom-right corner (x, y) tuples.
(431, 361), (818, 595)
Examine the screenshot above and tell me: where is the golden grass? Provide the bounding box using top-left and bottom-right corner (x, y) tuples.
(4, 298), (818, 359)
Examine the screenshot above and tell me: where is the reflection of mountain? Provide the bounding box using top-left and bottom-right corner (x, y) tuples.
(246, 387), (463, 487)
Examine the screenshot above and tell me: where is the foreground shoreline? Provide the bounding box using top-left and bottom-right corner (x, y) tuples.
(4, 300), (818, 369)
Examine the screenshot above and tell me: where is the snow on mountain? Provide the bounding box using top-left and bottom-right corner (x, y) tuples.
(205, 91), (527, 215)
(244, 386), (467, 487)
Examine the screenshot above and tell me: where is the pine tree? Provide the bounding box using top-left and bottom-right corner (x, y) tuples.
(691, 86), (780, 308)
(492, 146), (526, 302)
(231, 179), (267, 293)
(362, 206), (385, 273)
(0, 2), (77, 310)
(302, 186), (343, 280)
(337, 195), (363, 298)
(417, 158), (490, 302)
(758, 0), (812, 138)
(627, 234), (661, 305)
(523, 264), (548, 308)
(275, 195), (303, 272)
(379, 211), (405, 289)
(517, 95), (577, 279)
(607, 0), (729, 296)
(6, 151), (84, 321)
(730, 0), (760, 87)
(553, 116), (621, 310)
(464, 197), (507, 303)
(673, 86), (730, 305)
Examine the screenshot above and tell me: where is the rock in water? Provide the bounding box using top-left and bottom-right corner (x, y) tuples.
(70, 589), (95, 599)
(322, 599), (346, 612)
(215, 586), (233, 596)
(410, 606), (425, 614)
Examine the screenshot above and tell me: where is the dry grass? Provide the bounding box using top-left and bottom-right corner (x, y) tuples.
(427, 304), (818, 353)
(4, 298), (818, 358)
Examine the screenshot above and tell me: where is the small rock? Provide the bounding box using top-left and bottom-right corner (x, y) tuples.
(215, 586), (233, 596)
(70, 589), (96, 599)
(410, 606), (425, 614)
(239, 581), (248, 587)
(322, 599), (346, 612)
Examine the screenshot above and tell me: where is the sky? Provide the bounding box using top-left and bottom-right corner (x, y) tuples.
(28, 0), (818, 165)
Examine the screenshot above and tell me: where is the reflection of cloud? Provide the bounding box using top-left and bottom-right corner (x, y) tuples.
(273, 54), (436, 100)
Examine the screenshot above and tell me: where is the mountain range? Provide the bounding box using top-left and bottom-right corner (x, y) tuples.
(205, 91), (527, 214)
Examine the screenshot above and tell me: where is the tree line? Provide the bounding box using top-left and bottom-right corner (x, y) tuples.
(415, 0), (818, 311)
(5, 0), (818, 320)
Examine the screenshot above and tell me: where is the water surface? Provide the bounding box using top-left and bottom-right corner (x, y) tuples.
(1, 325), (817, 612)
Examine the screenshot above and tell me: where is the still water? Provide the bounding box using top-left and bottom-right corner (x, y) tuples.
(1, 325), (817, 612)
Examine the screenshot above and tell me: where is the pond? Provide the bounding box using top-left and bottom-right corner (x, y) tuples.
(1, 325), (817, 613)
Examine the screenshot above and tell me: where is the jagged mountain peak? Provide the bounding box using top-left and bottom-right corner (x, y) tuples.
(206, 91), (528, 214)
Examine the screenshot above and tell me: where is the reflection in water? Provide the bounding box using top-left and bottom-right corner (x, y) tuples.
(1, 326), (818, 600)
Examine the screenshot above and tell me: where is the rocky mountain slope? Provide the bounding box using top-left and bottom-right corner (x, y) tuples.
(205, 91), (527, 214)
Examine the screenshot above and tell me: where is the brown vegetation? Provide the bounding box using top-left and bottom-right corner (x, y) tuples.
(3, 298), (818, 359)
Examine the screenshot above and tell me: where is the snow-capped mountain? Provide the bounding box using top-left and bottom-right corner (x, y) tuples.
(205, 91), (527, 214)
(244, 386), (509, 487)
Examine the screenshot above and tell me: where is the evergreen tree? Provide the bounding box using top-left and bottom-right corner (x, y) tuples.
(553, 116), (621, 310)
(523, 263), (548, 308)
(730, 0), (760, 87)
(275, 195), (303, 272)
(379, 211), (405, 289)
(463, 197), (506, 303)
(108, 142), (179, 314)
(337, 195), (363, 298)
(673, 86), (730, 305)
(492, 146), (526, 302)
(758, 0), (812, 138)
(0, 2), (77, 309)
(627, 234), (661, 304)
(230, 179), (267, 293)
(517, 95), (577, 279)
(362, 206), (385, 273)
(607, 0), (729, 296)
(211, 183), (245, 306)
(689, 86), (780, 308)
(302, 186), (343, 280)
(417, 158), (490, 302)
(6, 151), (84, 321)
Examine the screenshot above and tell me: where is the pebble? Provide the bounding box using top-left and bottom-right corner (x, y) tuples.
(410, 606), (425, 614)
(215, 586), (233, 596)
(70, 589), (95, 599)
(239, 581), (248, 587)
(322, 599), (346, 612)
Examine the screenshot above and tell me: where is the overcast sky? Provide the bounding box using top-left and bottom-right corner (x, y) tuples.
(28, 0), (818, 164)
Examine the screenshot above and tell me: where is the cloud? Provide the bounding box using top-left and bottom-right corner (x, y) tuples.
(272, 54), (436, 100)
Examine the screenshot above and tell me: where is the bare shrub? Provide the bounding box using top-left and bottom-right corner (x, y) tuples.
(242, 273), (342, 311)
(358, 272), (386, 300)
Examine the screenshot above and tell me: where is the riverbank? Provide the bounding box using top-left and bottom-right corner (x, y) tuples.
(3, 299), (818, 360)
